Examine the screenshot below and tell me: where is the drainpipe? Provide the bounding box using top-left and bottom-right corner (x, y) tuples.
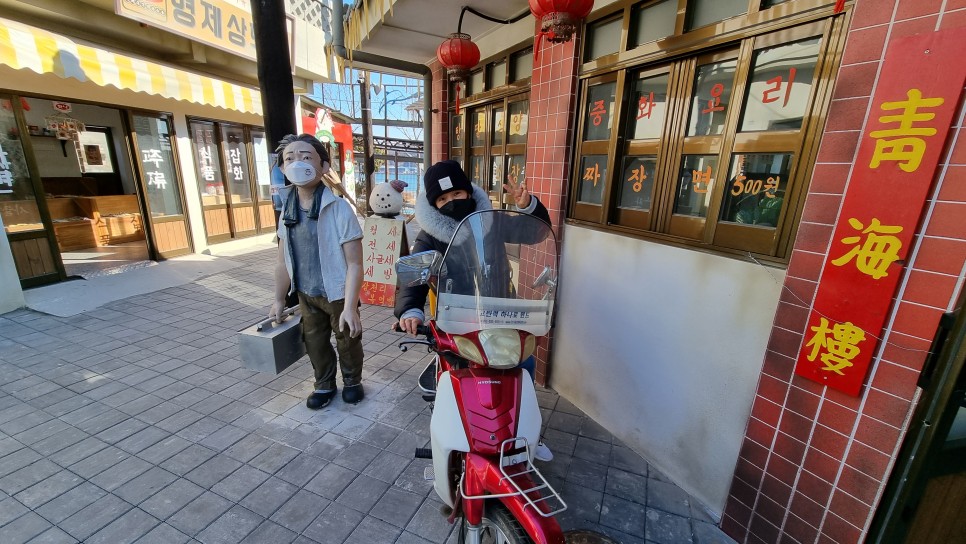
(330, 1), (433, 174)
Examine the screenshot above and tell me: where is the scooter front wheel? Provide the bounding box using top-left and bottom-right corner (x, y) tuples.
(461, 502), (533, 544)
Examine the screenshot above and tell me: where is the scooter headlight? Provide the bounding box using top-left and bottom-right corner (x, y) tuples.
(454, 336), (484, 365)
(477, 329), (522, 369)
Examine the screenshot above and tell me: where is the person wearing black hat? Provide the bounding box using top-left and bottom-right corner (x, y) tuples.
(394, 159), (550, 334)
(393, 160), (555, 461)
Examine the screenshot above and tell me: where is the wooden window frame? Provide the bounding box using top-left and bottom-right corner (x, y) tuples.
(569, 2), (849, 262)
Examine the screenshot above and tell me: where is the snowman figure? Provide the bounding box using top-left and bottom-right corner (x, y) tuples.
(369, 179), (407, 218)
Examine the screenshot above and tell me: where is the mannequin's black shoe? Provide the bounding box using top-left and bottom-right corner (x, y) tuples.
(306, 390), (336, 410)
(342, 384), (365, 404)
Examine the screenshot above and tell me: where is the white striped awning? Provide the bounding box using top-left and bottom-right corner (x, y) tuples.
(0, 17), (262, 115)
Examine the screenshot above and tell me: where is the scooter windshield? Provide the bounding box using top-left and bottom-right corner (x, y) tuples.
(434, 210), (557, 336)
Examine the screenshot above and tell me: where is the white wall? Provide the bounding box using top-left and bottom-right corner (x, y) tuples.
(551, 226), (784, 514)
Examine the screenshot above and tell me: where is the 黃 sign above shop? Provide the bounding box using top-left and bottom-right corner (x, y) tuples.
(115, 0), (257, 61)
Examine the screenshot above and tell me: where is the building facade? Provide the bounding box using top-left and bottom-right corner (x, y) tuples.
(0, 0), (342, 308)
(347, 0), (966, 542)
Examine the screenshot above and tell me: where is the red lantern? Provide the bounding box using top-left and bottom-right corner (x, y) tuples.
(436, 33), (480, 84)
(529, 0), (594, 43)
(437, 33), (480, 114)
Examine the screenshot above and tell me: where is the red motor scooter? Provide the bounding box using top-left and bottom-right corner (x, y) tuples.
(394, 209), (566, 544)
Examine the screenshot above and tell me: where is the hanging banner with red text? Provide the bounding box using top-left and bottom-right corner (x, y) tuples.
(361, 216), (406, 307)
(794, 29), (966, 396)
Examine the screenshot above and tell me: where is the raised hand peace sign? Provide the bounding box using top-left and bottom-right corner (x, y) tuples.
(503, 172), (532, 209)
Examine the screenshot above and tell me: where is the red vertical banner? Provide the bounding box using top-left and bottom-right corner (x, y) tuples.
(794, 29), (966, 396)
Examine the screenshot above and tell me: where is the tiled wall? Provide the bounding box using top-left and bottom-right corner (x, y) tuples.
(722, 1), (966, 543)
(524, 24), (581, 385)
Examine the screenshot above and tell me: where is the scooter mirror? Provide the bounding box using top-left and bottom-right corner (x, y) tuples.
(395, 250), (443, 287)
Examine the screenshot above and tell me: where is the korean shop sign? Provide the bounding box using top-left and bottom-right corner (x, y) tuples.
(116, 0), (257, 61)
(794, 29), (966, 396)
(361, 216), (407, 307)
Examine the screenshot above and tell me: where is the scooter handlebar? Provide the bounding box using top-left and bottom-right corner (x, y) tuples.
(392, 322), (432, 337)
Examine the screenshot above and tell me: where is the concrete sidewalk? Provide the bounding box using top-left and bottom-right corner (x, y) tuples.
(0, 247), (735, 544)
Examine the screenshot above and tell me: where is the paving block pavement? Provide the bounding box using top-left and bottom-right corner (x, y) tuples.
(0, 248), (736, 544)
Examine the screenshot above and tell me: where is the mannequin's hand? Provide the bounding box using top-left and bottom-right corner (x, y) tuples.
(269, 299), (288, 323)
(339, 307), (362, 338)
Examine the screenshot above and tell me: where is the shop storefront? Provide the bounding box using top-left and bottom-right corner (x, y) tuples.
(0, 15), (267, 290)
(1, 0), (343, 301)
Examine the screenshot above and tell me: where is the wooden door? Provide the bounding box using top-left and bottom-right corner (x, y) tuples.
(0, 93), (64, 287)
(130, 113), (191, 258)
(219, 124), (256, 238)
(870, 290), (966, 543)
(188, 120), (231, 244)
(250, 130), (277, 234)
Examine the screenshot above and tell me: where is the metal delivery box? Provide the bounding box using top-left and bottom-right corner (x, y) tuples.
(238, 309), (305, 374)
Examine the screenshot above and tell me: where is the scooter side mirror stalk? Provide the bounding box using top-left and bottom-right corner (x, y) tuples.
(396, 250), (443, 287)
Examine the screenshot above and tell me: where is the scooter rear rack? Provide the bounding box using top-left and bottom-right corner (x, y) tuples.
(458, 438), (567, 518)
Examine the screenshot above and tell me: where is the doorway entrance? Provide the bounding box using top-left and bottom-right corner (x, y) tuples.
(870, 289), (966, 543)
(20, 99), (151, 279)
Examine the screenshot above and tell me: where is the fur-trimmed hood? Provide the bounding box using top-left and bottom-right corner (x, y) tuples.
(414, 184), (492, 243)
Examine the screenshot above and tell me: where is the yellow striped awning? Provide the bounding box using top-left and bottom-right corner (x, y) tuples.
(0, 17), (262, 115)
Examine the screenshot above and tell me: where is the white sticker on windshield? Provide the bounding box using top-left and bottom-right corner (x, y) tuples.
(438, 176), (453, 190)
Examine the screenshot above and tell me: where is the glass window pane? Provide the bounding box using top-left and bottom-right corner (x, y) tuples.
(190, 122), (226, 206)
(585, 17), (622, 60)
(470, 109), (486, 147)
(490, 155), (504, 191)
(583, 81), (616, 141)
(686, 0), (748, 31)
(507, 154), (526, 187)
(687, 59), (738, 136)
(578, 155), (607, 205)
(740, 37), (822, 132)
(630, 0), (677, 47)
(133, 115), (183, 217)
(469, 155), (485, 186)
(0, 98), (42, 233)
(719, 153), (790, 227)
(508, 101), (529, 145)
(673, 155), (717, 217)
(626, 73), (669, 140)
(619, 156), (656, 210)
(761, 0), (793, 7)
(252, 131), (271, 201)
(469, 70), (484, 96)
(491, 108), (505, 146)
(511, 49), (533, 81)
(451, 114), (464, 148)
(222, 126), (252, 203)
(488, 61), (507, 89)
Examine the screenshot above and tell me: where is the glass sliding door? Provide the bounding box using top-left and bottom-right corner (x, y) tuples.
(0, 94), (63, 286)
(131, 113), (191, 257)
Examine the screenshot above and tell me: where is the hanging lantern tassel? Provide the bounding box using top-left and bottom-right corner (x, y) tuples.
(834, 0), (845, 13)
(455, 82), (461, 115)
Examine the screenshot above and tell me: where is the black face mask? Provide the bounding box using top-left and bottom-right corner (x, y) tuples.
(438, 198), (476, 222)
